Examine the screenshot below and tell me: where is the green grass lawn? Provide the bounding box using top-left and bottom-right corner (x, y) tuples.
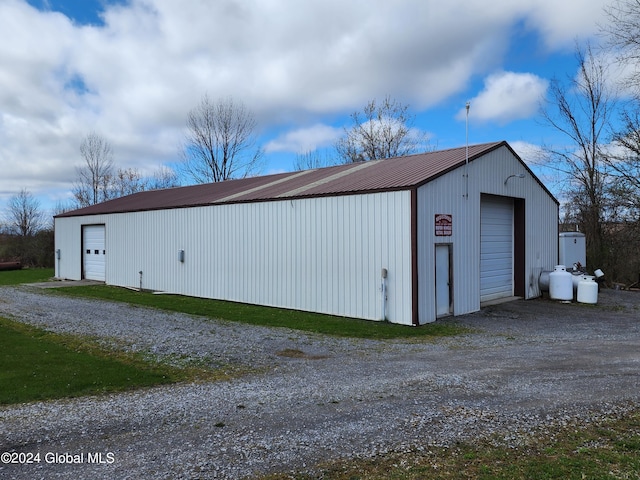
(0, 317), (222, 405)
(53, 285), (470, 340)
(0, 268), (54, 286)
(0, 269), (468, 339)
(0, 269), (466, 407)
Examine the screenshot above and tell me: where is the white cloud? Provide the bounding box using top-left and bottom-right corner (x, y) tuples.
(265, 124), (342, 154)
(0, 0), (615, 208)
(462, 72), (549, 124)
(522, 0), (609, 48)
(509, 140), (546, 165)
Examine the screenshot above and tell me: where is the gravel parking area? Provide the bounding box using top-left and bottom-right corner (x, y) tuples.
(0, 286), (639, 479)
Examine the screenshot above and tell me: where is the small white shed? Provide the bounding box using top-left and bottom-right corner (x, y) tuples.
(55, 141), (558, 325)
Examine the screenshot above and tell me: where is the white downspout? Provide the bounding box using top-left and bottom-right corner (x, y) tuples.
(55, 249), (61, 279)
(381, 268), (388, 321)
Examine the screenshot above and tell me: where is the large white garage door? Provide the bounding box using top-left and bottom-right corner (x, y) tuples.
(83, 225), (105, 281)
(480, 196), (513, 302)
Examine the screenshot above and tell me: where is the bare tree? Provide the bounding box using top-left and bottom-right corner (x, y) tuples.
(53, 200), (75, 217)
(540, 44), (616, 269)
(603, 0), (640, 94)
(6, 189), (43, 237)
(335, 96), (429, 164)
(73, 132), (114, 207)
(293, 150), (336, 171)
(602, 1), (640, 210)
(110, 168), (148, 198)
(3, 189), (45, 266)
(107, 166), (182, 196)
(148, 166), (180, 190)
(182, 95), (263, 183)
(610, 110), (640, 202)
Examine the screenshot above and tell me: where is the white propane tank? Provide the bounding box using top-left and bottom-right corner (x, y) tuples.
(571, 273), (594, 297)
(549, 265), (573, 301)
(577, 275), (598, 304)
(571, 273), (583, 294)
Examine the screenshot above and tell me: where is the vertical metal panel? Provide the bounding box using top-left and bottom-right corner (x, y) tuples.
(56, 191), (413, 324)
(417, 145), (558, 324)
(417, 163), (474, 324)
(54, 217), (82, 280)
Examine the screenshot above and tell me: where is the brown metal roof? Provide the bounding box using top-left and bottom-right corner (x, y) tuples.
(57, 141), (524, 218)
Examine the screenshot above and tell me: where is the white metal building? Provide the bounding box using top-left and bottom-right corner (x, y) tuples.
(54, 141), (558, 325)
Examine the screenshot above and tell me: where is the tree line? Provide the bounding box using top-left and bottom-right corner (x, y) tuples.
(62, 94), (426, 211)
(540, 0), (640, 285)
(0, 93), (423, 267)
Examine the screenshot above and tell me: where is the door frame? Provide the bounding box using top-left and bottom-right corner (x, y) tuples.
(435, 243), (453, 317)
(81, 224), (106, 281)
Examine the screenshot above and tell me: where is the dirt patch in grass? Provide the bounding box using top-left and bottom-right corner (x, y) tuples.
(276, 348), (328, 360)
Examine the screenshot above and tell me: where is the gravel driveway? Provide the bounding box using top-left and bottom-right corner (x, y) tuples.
(0, 286), (639, 479)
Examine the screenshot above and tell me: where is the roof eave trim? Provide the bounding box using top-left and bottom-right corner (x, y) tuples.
(53, 186), (419, 218)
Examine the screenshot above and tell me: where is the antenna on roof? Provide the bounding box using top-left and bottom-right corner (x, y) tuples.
(465, 101), (470, 166)
(464, 101), (470, 199)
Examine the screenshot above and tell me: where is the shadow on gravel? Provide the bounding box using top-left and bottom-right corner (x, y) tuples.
(448, 288), (640, 336)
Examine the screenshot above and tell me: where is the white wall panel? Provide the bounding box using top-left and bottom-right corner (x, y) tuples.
(54, 217), (82, 279)
(55, 191), (413, 324)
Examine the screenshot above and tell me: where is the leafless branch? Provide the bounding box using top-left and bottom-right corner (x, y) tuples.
(182, 95), (263, 183)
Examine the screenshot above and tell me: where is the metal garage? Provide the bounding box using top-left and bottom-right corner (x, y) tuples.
(55, 141), (558, 325)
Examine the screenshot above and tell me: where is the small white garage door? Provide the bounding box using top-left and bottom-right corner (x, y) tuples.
(480, 196), (513, 302)
(83, 225), (105, 281)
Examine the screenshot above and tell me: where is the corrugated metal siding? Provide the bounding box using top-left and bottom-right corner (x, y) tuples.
(54, 217), (82, 279)
(55, 191), (414, 324)
(417, 145), (558, 324)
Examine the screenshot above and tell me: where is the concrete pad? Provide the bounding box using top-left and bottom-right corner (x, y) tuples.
(480, 295), (522, 307)
(25, 279), (104, 288)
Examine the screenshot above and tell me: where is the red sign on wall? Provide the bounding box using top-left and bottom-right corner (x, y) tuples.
(435, 214), (452, 236)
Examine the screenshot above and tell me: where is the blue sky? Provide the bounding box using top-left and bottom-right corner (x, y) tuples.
(1, 0), (617, 213)
(26, 0), (121, 25)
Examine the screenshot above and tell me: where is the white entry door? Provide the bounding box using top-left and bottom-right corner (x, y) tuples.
(435, 244), (452, 317)
(83, 225), (105, 281)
